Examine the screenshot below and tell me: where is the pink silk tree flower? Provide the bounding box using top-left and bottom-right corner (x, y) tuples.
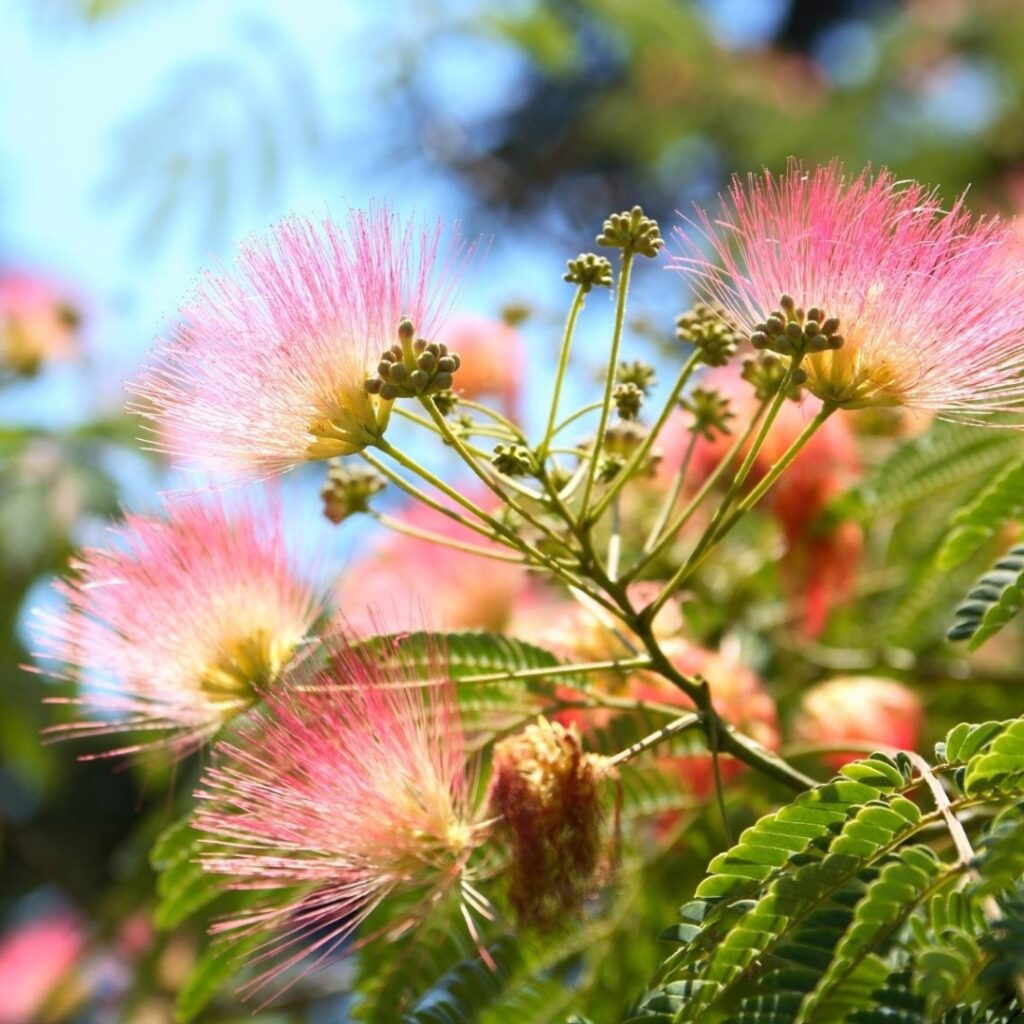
(30, 495), (323, 757)
(673, 161), (1024, 421)
(192, 634), (492, 998)
(128, 207), (473, 478)
(0, 270), (82, 378)
(793, 676), (923, 768)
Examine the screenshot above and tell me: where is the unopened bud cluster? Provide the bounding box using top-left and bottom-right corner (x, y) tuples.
(488, 718), (615, 930)
(613, 381), (644, 420)
(491, 443), (536, 477)
(597, 206), (663, 259)
(320, 461), (386, 524)
(617, 359), (657, 395)
(741, 352), (807, 402)
(564, 253), (613, 293)
(676, 301), (742, 367)
(681, 387), (734, 440)
(751, 295), (844, 358)
(365, 319), (461, 401)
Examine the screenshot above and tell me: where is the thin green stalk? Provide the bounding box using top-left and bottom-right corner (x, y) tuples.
(580, 251), (634, 518)
(645, 402), (835, 621)
(625, 394), (770, 581)
(456, 399), (526, 442)
(643, 427), (698, 554)
(373, 435), (603, 602)
(418, 396), (561, 542)
(538, 285), (586, 462)
(552, 401), (604, 439)
(370, 511), (527, 564)
(589, 349), (701, 523)
(359, 450), (512, 547)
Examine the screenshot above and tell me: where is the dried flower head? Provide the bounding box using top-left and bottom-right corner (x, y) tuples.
(673, 161), (1024, 420)
(488, 717), (616, 930)
(30, 495), (321, 756)
(193, 635), (490, 997)
(128, 206), (473, 478)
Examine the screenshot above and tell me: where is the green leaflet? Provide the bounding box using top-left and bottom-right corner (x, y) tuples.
(628, 719), (1024, 1024)
(947, 544), (1024, 650)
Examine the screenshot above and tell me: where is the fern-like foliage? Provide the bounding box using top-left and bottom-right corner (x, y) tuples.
(947, 543), (1024, 649)
(935, 461), (1024, 570)
(628, 719), (1024, 1024)
(835, 423), (1024, 522)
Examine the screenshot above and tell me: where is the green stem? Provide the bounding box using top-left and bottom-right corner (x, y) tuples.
(359, 450), (512, 547)
(589, 349), (701, 523)
(373, 436), (602, 602)
(538, 285), (586, 462)
(418, 396), (562, 544)
(552, 401), (605, 439)
(457, 399), (526, 442)
(370, 512), (527, 564)
(645, 401), (835, 621)
(580, 251), (634, 519)
(625, 394), (770, 581)
(643, 427), (698, 554)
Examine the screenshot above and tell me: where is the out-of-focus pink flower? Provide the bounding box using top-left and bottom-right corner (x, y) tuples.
(437, 314), (523, 417)
(0, 911), (85, 1024)
(793, 676), (924, 767)
(128, 207), (473, 478)
(193, 634), (489, 997)
(0, 271), (81, 377)
(337, 491), (535, 635)
(673, 161), (1024, 421)
(660, 365), (862, 634)
(630, 638), (779, 797)
(31, 494), (323, 757)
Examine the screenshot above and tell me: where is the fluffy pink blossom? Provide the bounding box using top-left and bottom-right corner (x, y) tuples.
(31, 495), (323, 756)
(0, 910), (85, 1024)
(128, 207), (473, 478)
(793, 676), (924, 768)
(673, 162), (1024, 420)
(0, 270), (81, 377)
(192, 634), (490, 997)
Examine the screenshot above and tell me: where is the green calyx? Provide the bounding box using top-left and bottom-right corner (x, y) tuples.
(320, 460), (387, 524)
(676, 301), (743, 367)
(597, 205), (663, 259)
(741, 352), (807, 402)
(491, 443), (536, 478)
(680, 387), (734, 441)
(365, 318), (462, 401)
(564, 253), (614, 293)
(751, 295), (844, 358)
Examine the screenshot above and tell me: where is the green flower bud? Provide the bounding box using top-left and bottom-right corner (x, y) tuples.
(679, 387), (734, 441)
(491, 443), (536, 478)
(596, 205), (663, 259)
(320, 461), (386, 525)
(564, 253), (614, 293)
(676, 301), (743, 367)
(616, 359), (657, 395)
(613, 381), (644, 420)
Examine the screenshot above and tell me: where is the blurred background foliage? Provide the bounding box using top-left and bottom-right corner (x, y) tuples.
(2, 0), (1024, 1020)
